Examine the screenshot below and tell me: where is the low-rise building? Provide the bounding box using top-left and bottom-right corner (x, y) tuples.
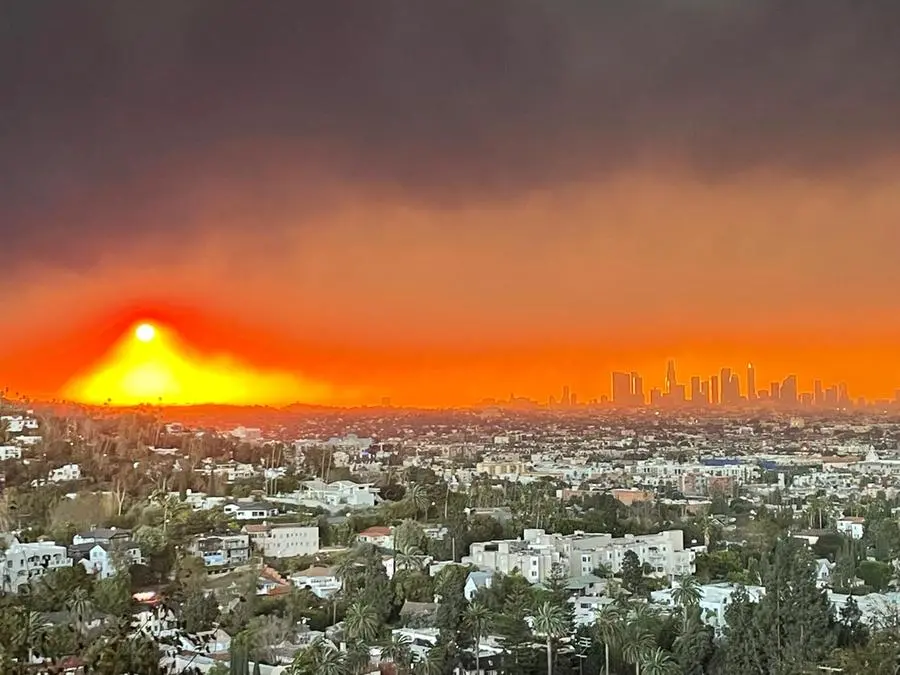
(0, 445), (22, 461)
(70, 540), (144, 578)
(358, 526), (394, 550)
(0, 537), (72, 592)
(223, 501), (280, 521)
(290, 566), (342, 598)
(188, 533), (251, 568)
(836, 516), (866, 540)
(243, 523), (319, 558)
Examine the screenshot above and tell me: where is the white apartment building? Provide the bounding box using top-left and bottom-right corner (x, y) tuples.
(0, 538), (71, 593)
(243, 523), (319, 558)
(0, 445), (21, 461)
(632, 458), (758, 485)
(0, 415), (38, 434)
(464, 528), (695, 583)
(295, 480), (379, 511)
(463, 534), (562, 583)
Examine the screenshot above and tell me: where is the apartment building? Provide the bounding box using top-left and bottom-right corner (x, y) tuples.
(243, 523), (319, 558)
(189, 533), (251, 568)
(0, 537), (71, 593)
(296, 479), (379, 511)
(463, 528), (695, 583)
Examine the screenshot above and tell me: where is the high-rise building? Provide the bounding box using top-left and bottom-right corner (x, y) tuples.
(561, 386), (570, 406)
(781, 375), (798, 405)
(650, 388), (662, 406)
(838, 383), (850, 406)
(825, 385), (838, 406)
(729, 374), (741, 404)
(710, 376), (720, 405)
(814, 380), (823, 406)
(665, 360), (677, 396)
(699, 380), (710, 404)
(747, 364), (757, 401)
(631, 372), (644, 405)
(612, 372), (632, 406)
(720, 368), (732, 405)
(770, 382), (781, 401)
(690, 376), (702, 403)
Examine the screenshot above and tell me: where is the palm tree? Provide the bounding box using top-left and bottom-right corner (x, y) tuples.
(67, 587), (94, 635)
(414, 646), (446, 675)
(621, 624), (655, 675)
(344, 601), (381, 644)
(671, 576), (701, 630)
(290, 638), (348, 675)
(405, 484), (431, 522)
(640, 647), (679, 675)
(532, 600), (568, 675)
(594, 605), (623, 675)
(464, 600), (492, 675)
(380, 634), (414, 675)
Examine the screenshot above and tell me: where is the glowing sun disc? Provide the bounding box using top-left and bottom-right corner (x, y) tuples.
(135, 323), (156, 342)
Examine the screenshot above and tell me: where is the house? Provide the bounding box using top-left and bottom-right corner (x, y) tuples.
(814, 558), (835, 588)
(296, 479), (380, 512)
(188, 533), (251, 568)
(463, 571), (493, 601)
(565, 574), (607, 597)
(243, 523), (320, 558)
(73, 528), (133, 546)
(48, 463), (82, 482)
(290, 565), (342, 599)
(0, 445), (22, 461)
(70, 540), (144, 578)
(223, 501), (281, 521)
(256, 566), (293, 596)
(358, 526), (394, 549)
(0, 537), (72, 593)
(836, 516), (866, 540)
(651, 582), (766, 633)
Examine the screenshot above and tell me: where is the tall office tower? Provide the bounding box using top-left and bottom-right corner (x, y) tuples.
(710, 376), (720, 405)
(730, 374), (741, 403)
(814, 380), (823, 406)
(665, 360), (677, 395)
(720, 368), (732, 405)
(781, 375), (798, 405)
(770, 381), (781, 401)
(631, 372), (644, 405)
(747, 363), (757, 401)
(561, 386), (570, 406)
(649, 388), (662, 406)
(612, 372), (632, 405)
(700, 380), (710, 404)
(673, 384), (687, 404)
(825, 385), (838, 406)
(690, 376), (702, 403)
(838, 383), (850, 406)
(570, 393), (578, 406)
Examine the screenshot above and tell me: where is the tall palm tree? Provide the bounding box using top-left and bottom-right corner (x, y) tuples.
(289, 638), (348, 675)
(405, 484), (431, 522)
(414, 646), (445, 675)
(621, 624), (655, 675)
(594, 605), (623, 675)
(67, 587), (94, 635)
(671, 576), (701, 630)
(380, 634), (414, 675)
(532, 600), (568, 675)
(640, 647), (679, 675)
(344, 601), (380, 644)
(464, 600), (492, 675)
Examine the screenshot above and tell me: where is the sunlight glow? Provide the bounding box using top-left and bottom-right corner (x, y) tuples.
(62, 322), (330, 406)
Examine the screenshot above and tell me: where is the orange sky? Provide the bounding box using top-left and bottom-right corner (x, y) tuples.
(3, 169), (900, 406)
(4, 5), (900, 407)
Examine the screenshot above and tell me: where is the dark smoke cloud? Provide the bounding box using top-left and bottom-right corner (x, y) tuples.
(2, 1), (900, 268)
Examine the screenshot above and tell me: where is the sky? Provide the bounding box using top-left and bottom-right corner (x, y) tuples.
(3, 2), (900, 406)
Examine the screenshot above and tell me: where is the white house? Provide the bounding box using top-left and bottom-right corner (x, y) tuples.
(651, 582), (766, 633)
(71, 541), (144, 578)
(464, 571), (494, 601)
(290, 566), (342, 599)
(0, 446), (22, 461)
(836, 516), (866, 540)
(223, 501), (280, 521)
(358, 526), (394, 550)
(243, 523), (320, 558)
(0, 538), (72, 593)
(48, 464), (81, 482)
(295, 480), (379, 512)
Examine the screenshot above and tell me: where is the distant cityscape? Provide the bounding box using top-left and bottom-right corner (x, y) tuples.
(522, 360), (900, 409)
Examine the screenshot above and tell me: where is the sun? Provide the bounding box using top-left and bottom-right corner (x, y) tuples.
(135, 323), (156, 342)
